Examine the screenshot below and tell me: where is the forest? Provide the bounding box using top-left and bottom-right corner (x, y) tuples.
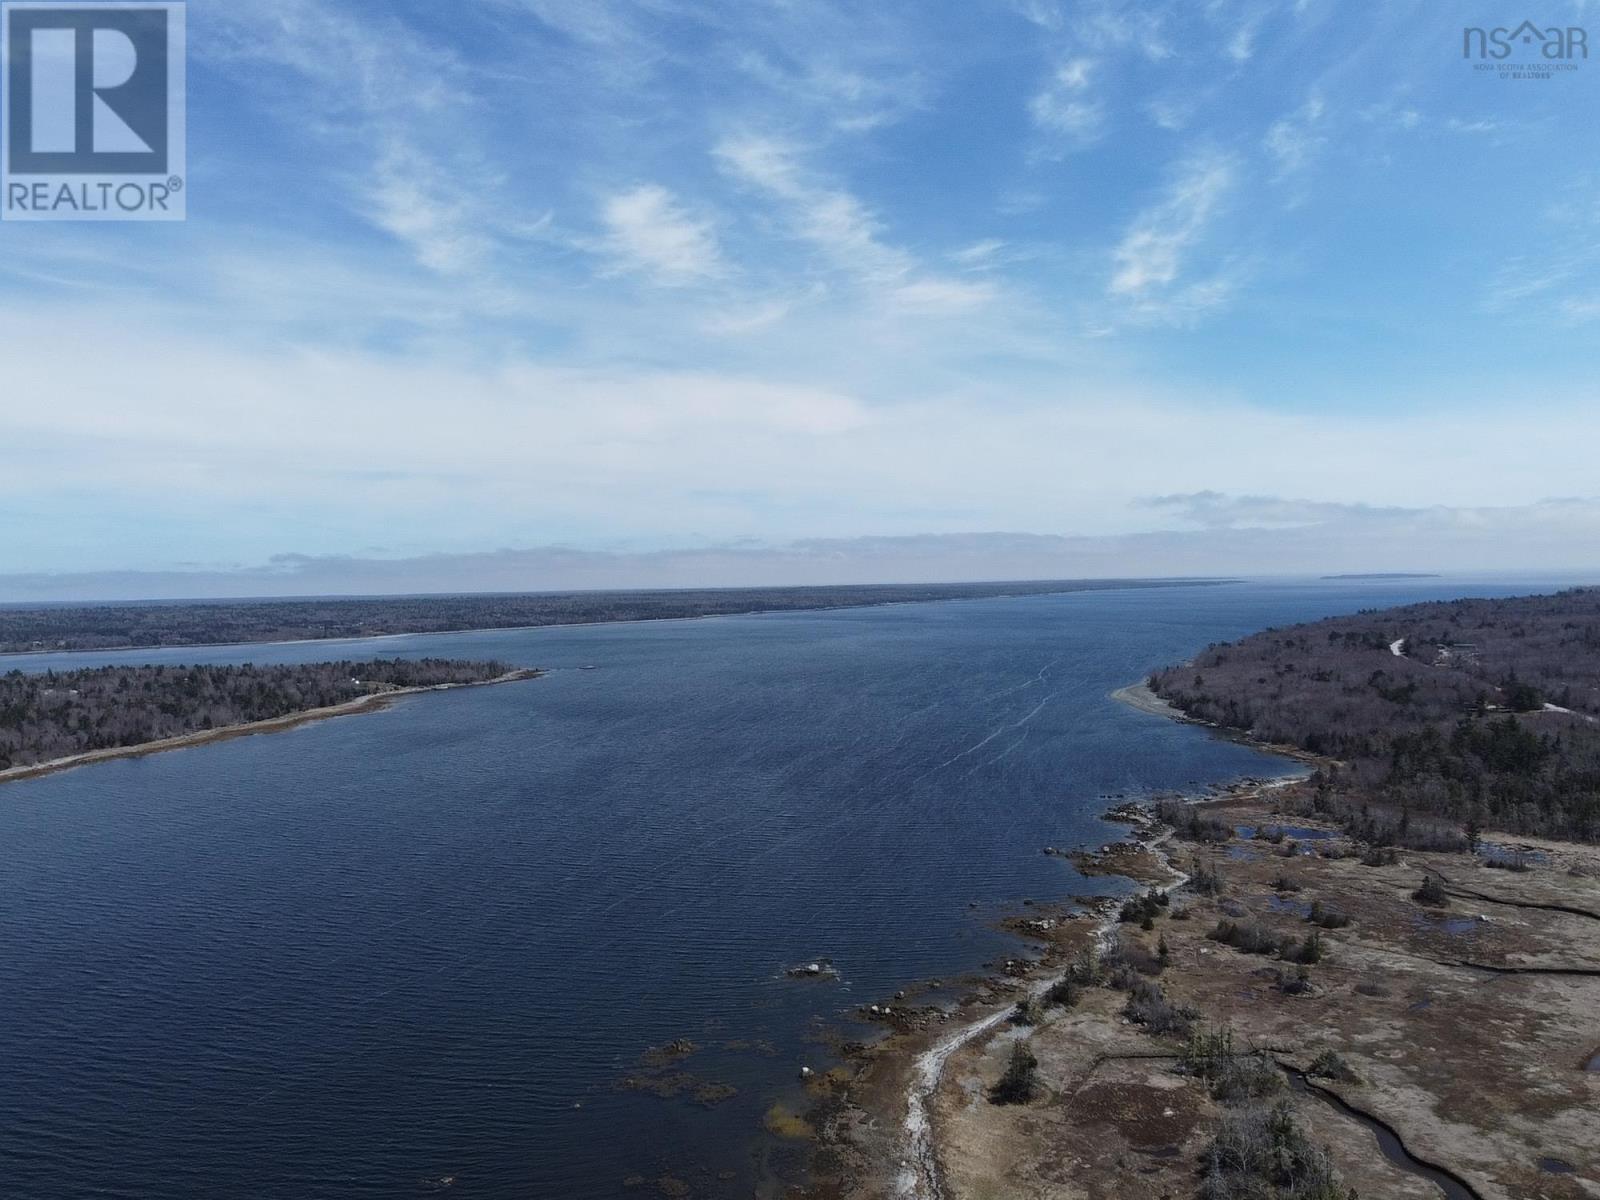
(1150, 588), (1600, 839)
(0, 579), (1210, 654)
(0, 659), (513, 770)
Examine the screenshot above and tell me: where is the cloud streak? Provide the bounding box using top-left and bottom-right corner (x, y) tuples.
(1029, 58), (1106, 150)
(1109, 152), (1239, 321)
(714, 134), (996, 312)
(598, 185), (725, 284)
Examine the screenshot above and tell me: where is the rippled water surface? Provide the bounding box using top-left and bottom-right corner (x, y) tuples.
(0, 578), (1558, 1197)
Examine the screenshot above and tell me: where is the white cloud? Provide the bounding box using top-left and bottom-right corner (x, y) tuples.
(1559, 294), (1600, 323)
(1480, 176), (1600, 324)
(1009, 0), (1064, 32)
(599, 184), (725, 284)
(208, 0), (531, 279)
(715, 135), (905, 279)
(799, 191), (908, 281)
(1143, 492), (1401, 529)
(714, 134), (991, 310)
(1222, 4), (1275, 64)
(1071, 2), (1173, 60)
(1109, 153), (1238, 318)
(507, 0), (640, 47)
(1264, 95), (1328, 180)
(1145, 97), (1195, 132)
(4, 303), (1599, 579)
(701, 299), (794, 335)
(368, 140), (496, 276)
(732, 47), (926, 135)
(1446, 118), (1510, 136)
(890, 279), (999, 313)
(951, 239), (1006, 268)
(1029, 58), (1106, 149)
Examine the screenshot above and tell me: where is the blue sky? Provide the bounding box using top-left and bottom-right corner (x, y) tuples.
(2, 0), (1599, 593)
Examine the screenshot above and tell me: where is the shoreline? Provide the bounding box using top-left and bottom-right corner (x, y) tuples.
(0, 580), (1235, 662)
(0, 669), (541, 787)
(804, 680), (1310, 1200)
(803, 679), (1600, 1200)
(1112, 678), (1334, 772)
(1107, 679), (1187, 721)
(897, 820), (1194, 1200)
(889, 681), (1317, 1198)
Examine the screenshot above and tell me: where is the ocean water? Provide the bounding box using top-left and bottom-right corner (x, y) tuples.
(0, 578), (1566, 1198)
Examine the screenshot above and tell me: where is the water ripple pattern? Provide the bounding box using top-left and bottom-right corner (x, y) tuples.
(0, 579), (1548, 1197)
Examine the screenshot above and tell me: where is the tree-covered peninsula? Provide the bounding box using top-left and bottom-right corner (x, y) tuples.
(0, 659), (528, 771)
(1151, 588), (1600, 839)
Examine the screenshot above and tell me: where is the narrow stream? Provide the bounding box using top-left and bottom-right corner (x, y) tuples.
(1286, 1073), (1479, 1200)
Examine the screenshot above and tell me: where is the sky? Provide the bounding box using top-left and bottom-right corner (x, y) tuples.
(2, 0), (1599, 598)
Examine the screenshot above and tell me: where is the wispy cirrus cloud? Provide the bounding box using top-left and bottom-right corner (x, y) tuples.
(714, 134), (994, 312)
(1108, 152), (1240, 321)
(950, 239), (1007, 269)
(1145, 95), (1196, 132)
(1226, 21), (1258, 63)
(890, 277), (999, 313)
(598, 184), (725, 285)
(1026, 0), (1172, 59)
(367, 141), (499, 276)
(501, 0), (642, 47)
(1483, 176), (1600, 325)
(715, 134), (909, 283)
(1029, 58), (1106, 150)
(207, 0), (541, 282)
(1264, 94), (1328, 182)
(732, 47), (926, 135)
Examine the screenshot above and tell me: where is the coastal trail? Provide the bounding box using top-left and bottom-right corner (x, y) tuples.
(895, 826), (1190, 1200)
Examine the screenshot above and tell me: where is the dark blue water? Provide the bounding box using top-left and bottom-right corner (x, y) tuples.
(0, 578), (1572, 1198)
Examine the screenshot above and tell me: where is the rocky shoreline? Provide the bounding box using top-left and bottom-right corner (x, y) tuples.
(791, 787), (1240, 1200)
(794, 691), (1600, 1200)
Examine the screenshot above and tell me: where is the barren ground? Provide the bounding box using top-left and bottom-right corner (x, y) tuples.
(801, 787), (1600, 1200)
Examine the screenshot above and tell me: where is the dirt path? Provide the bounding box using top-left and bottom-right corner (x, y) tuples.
(897, 830), (1191, 1200)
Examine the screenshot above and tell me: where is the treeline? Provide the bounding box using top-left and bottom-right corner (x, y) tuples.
(0, 659), (513, 769)
(0, 579), (1210, 654)
(1150, 588), (1600, 840)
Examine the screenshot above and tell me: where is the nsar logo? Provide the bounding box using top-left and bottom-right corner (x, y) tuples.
(1463, 20), (1588, 60)
(2, 1), (186, 221)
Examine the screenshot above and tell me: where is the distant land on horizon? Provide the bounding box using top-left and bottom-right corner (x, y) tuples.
(0, 578), (1230, 656)
(1320, 572), (1442, 580)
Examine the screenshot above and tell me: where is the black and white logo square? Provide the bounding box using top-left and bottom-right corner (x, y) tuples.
(2, 2), (186, 221)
